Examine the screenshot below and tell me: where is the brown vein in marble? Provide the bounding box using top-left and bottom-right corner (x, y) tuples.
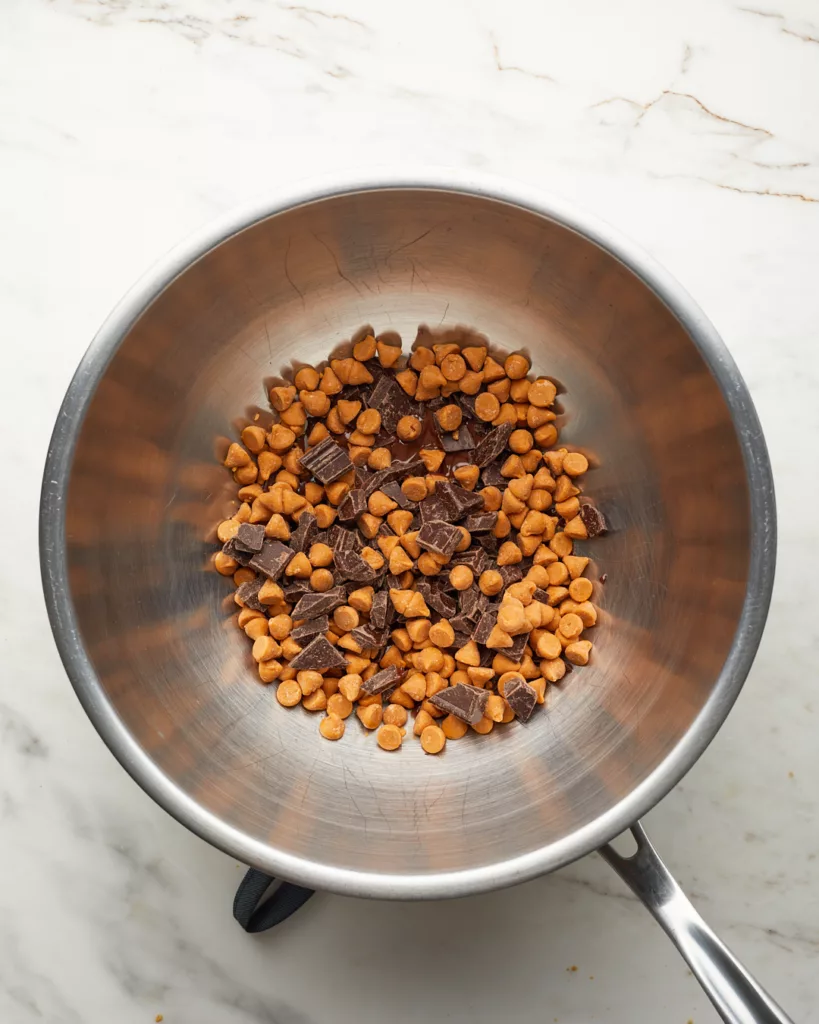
(280, 4), (369, 30)
(594, 90), (772, 137)
(739, 7), (819, 45)
(656, 172), (819, 203)
(491, 36), (555, 83)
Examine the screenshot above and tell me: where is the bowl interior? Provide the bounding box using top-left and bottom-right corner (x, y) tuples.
(54, 187), (756, 893)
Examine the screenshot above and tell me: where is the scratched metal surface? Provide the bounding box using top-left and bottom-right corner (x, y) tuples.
(40, 178), (775, 898)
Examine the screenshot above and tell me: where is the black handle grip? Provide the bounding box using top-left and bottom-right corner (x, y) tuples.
(233, 868), (315, 933)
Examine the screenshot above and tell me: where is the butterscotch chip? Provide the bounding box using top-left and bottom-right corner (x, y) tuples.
(504, 353), (530, 379)
(420, 725), (446, 754)
(435, 404), (462, 432)
(410, 346), (435, 371)
(368, 447), (392, 470)
(441, 714), (468, 739)
(353, 334), (377, 361)
(377, 724), (404, 750)
(449, 565), (474, 591)
(320, 715), (345, 740)
(276, 680), (302, 707)
(397, 415), (422, 441)
(419, 448), (445, 472)
(563, 452), (589, 477)
(377, 339), (402, 367)
(475, 393), (501, 422)
(440, 353), (466, 380)
(565, 640), (592, 666)
(310, 568), (335, 592)
(401, 477), (428, 502)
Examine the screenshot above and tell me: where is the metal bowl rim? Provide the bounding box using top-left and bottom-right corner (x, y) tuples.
(39, 170), (776, 899)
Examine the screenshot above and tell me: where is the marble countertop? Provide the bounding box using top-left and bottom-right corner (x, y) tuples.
(3, 0), (818, 1020)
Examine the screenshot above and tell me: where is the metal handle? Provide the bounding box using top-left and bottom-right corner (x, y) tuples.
(599, 824), (794, 1024)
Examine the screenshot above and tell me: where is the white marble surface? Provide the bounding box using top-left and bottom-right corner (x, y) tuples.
(2, 0), (818, 1020)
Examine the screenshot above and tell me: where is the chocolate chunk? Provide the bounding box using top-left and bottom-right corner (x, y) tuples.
(439, 423), (476, 453)
(479, 643), (495, 667)
(436, 481), (484, 519)
(298, 437), (353, 484)
(459, 585), (482, 619)
(451, 546), (488, 576)
(452, 630), (473, 649)
(283, 582), (311, 601)
(478, 534), (499, 555)
(427, 395), (447, 411)
(417, 520), (462, 559)
(291, 616), (330, 642)
(248, 539), (294, 580)
(361, 664), (406, 696)
(330, 525), (360, 551)
(506, 631), (530, 662)
(367, 374), (403, 433)
(289, 512), (317, 553)
(335, 549), (380, 583)
(370, 590), (393, 631)
(418, 492), (450, 523)
(234, 522), (265, 553)
(291, 586), (347, 620)
(532, 587), (551, 604)
(457, 392), (479, 419)
(350, 625), (388, 651)
(289, 635), (347, 671)
(481, 462), (507, 489)
(429, 683), (488, 725)
(416, 579), (457, 618)
(499, 564), (523, 587)
(381, 480), (415, 509)
(448, 613), (474, 635)
(580, 502), (608, 538)
(472, 608), (497, 644)
(235, 576), (264, 612)
(382, 456), (426, 486)
(222, 537), (253, 566)
(463, 513), (498, 534)
(502, 676), (538, 722)
(337, 488), (367, 523)
(473, 423), (514, 468)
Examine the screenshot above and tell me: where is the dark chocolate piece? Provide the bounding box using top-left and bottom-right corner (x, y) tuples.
(502, 676), (538, 722)
(337, 488), (367, 523)
(416, 579), (457, 618)
(418, 492), (450, 523)
(506, 631), (530, 662)
(235, 576), (264, 612)
(459, 585), (481, 619)
(429, 683), (488, 725)
(350, 625), (388, 651)
(478, 534), (499, 556)
(451, 546), (488, 576)
(234, 522), (265, 553)
(472, 608), (497, 644)
(291, 586), (347, 620)
(248, 539), (294, 581)
(448, 613), (474, 635)
(291, 616), (330, 642)
(480, 462), (507, 489)
(222, 537), (253, 566)
(499, 564), (523, 587)
(361, 664), (406, 696)
(479, 643), (495, 667)
(439, 423), (476, 453)
(289, 635), (347, 671)
(452, 630), (473, 649)
(532, 587), (551, 604)
(330, 525), (360, 552)
(463, 513), (498, 534)
(366, 374), (404, 433)
(580, 502), (608, 538)
(599, 573), (608, 584)
(437, 481), (484, 519)
(417, 520), (462, 559)
(370, 590), (393, 631)
(457, 392), (479, 419)
(381, 480), (415, 509)
(289, 512), (318, 553)
(335, 549), (380, 583)
(298, 437), (353, 484)
(473, 422), (514, 468)
(282, 582), (311, 601)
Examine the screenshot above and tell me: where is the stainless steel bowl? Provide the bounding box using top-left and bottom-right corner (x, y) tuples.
(41, 175), (786, 1021)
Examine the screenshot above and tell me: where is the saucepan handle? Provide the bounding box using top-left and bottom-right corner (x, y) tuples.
(599, 823), (794, 1024)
